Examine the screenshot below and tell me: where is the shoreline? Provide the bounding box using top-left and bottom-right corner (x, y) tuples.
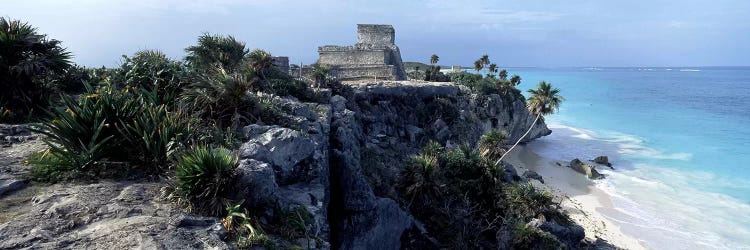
(505, 144), (647, 250)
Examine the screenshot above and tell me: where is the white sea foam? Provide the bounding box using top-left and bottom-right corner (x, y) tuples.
(529, 122), (750, 249)
(679, 69), (702, 72)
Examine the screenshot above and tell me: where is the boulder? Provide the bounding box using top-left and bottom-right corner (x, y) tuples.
(569, 159), (604, 179)
(240, 126), (317, 184)
(502, 163), (522, 183)
(527, 218), (585, 248)
(592, 155), (614, 169)
(523, 170), (545, 183)
(0, 177), (26, 197)
(233, 159), (280, 208)
(0, 182), (228, 249)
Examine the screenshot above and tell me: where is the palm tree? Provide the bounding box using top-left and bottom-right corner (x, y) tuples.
(0, 17), (72, 120)
(488, 63), (498, 77)
(247, 49), (274, 90)
(185, 33), (248, 72)
(479, 130), (508, 162)
(510, 75), (522, 86)
(499, 69), (508, 80)
(480, 54), (490, 69)
(429, 54), (440, 81)
(496, 81), (564, 163)
(473, 60), (484, 72)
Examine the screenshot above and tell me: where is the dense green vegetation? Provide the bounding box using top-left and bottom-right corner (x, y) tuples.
(397, 140), (571, 248)
(2, 17), (320, 248)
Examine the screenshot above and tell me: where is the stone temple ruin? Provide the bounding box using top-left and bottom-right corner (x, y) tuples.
(318, 24), (407, 81)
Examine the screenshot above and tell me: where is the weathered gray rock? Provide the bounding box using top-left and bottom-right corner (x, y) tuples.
(593, 155), (614, 169)
(0, 182), (228, 249)
(240, 126), (317, 184)
(569, 158), (604, 179)
(0, 177), (25, 197)
(234, 159), (280, 208)
(523, 170), (545, 183)
(337, 198), (432, 250)
(0, 124), (37, 145)
(527, 218), (585, 249)
(503, 162), (522, 183)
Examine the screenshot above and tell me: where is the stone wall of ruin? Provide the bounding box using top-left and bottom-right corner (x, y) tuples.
(357, 24), (395, 46)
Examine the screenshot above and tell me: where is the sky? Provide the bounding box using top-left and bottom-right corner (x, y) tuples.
(3, 0), (749, 67)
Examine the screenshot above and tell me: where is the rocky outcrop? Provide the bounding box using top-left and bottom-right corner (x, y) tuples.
(0, 182), (228, 249)
(234, 98), (333, 244)
(527, 218), (585, 248)
(328, 94), (434, 249)
(339, 81), (550, 197)
(523, 170), (545, 183)
(593, 155), (614, 169)
(569, 158), (604, 179)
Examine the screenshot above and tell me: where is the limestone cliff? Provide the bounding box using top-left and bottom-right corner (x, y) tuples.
(0, 81), (552, 249)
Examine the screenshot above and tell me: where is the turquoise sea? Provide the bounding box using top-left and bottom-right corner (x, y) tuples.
(476, 67), (750, 249)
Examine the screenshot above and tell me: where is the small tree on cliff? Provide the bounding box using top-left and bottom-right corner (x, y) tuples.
(488, 63), (498, 78)
(474, 60), (483, 72)
(429, 54), (440, 80)
(496, 81), (564, 163)
(311, 63), (330, 88)
(499, 69), (508, 80)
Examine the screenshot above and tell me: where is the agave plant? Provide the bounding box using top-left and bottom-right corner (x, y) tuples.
(479, 130), (508, 162)
(179, 67), (258, 129)
(175, 146), (236, 216)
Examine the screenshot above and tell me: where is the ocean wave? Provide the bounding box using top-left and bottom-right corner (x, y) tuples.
(530, 122), (750, 249)
(680, 69), (702, 72)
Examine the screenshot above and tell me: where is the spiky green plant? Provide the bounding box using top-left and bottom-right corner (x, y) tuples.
(179, 67), (258, 129)
(503, 183), (554, 219)
(185, 33), (248, 72)
(116, 50), (186, 105)
(479, 130), (508, 162)
(175, 146), (236, 216)
(223, 202), (275, 249)
(118, 102), (192, 170)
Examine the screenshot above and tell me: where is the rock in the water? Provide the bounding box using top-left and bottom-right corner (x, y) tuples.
(523, 170), (545, 183)
(569, 158), (604, 179)
(592, 155), (614, 169)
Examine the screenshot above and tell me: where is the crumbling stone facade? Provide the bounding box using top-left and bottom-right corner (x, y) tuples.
(318, 24), (407, 81)
(272, 56), (290, 74)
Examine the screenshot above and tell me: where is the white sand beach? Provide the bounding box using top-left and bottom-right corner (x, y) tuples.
(505, 145), (647, 250)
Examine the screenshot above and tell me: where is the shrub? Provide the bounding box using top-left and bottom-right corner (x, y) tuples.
(397, 142), (569, 248)
(0, 17), (72, 122)
(32, 90), (139, 174)
(116, 50), (187, 106)
(223, 203), (275, 249)
(479, 129), (508, 162)
(174, 146), (236, 216)
(179, 68), (259, 129)
(185, 33), (249, 72)
(118, 102), (192, 170)
(503, 183), (554, 219)
(31, 83), (193, 180)
(511, 222), (563, 249)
